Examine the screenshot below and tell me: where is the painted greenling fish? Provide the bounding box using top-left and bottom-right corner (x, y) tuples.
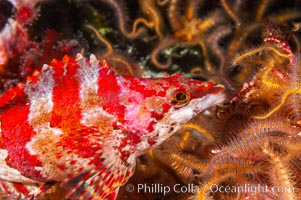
(0, 54), (225, 199)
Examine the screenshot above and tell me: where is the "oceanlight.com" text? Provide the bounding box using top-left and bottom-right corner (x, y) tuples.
(125, 183), (295, 196)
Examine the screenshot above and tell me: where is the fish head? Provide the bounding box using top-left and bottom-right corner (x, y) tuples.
(114, 73), (225, 146)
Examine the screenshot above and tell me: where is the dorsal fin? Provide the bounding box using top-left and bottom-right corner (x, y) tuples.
(75, 53), (116, 77)
(99, 59), (116, 77)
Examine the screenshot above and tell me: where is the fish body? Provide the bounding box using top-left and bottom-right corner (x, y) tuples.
(0, 54), (224, 199)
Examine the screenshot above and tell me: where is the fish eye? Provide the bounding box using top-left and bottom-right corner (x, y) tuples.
(170, 89), (190, 107)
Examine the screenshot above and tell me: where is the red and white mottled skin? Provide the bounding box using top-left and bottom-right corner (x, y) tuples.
(0, 54), (225, 199)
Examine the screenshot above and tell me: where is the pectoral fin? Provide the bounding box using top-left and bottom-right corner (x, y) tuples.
(62, 159), (135, 200)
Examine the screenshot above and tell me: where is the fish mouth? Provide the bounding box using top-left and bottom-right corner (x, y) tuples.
(188, 84), (225, 116)
(196, 91), (225, 111)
